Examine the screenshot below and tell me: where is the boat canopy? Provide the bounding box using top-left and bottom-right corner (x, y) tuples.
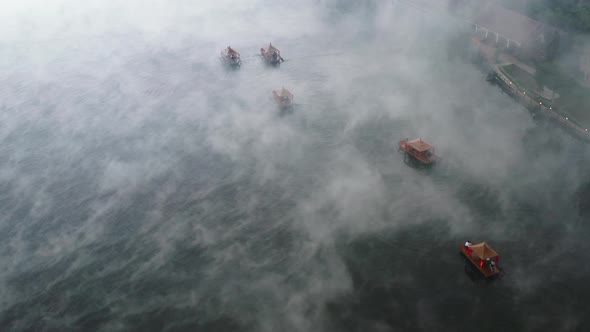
(470, 242), (498, 259)
(226, 47), (239, 55)
(275, 88), (292, 98)
(406, 139), (432, 152)
(267, 43), (280, 54)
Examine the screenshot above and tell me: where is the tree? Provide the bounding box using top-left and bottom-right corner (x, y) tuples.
(545, 30), (561, 61)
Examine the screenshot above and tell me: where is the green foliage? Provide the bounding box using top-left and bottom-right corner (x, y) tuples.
(528, 0), (590, 33)
(535, 62), (590, 125)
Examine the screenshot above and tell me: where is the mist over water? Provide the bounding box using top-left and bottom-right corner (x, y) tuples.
(1, 1), (590, 331)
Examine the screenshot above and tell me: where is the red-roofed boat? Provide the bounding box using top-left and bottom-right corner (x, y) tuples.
(460, 242), (502, 278)
(272, 87), (293, 109)
(220, 46), (241, 68)
(261, 43), (284, 65)
(399, 138), (438, 165)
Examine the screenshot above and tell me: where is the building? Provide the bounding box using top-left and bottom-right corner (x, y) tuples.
(454, 0), (561, 62)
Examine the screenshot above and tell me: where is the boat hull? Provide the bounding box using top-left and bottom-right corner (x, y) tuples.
(460, 245), (502, 278)
(272, 92), (293, 109)
(261, 48), (283, 66)
(262, 56), (281, 66)
(398, 140), (437, 165)
(220, 57), (241, 68)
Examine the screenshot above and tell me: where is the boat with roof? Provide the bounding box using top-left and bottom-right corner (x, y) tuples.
(398, 138), (438, 166)
(461, 241), (502, 278)
(220, 46), (242, 68)
(272, 87), (294, 109)
(261, 43), (284, 65)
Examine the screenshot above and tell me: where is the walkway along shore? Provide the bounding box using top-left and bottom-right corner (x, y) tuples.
(394, 0), (590, 142)
(491, 65), (590, 143)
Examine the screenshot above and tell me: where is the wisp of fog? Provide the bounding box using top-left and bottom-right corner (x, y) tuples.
(0, 0), (589, 331)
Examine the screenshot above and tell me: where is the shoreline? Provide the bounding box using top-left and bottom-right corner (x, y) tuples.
(489, 65), (590, 142)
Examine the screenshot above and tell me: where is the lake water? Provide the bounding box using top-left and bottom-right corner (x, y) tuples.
(0, 1), (589, 331)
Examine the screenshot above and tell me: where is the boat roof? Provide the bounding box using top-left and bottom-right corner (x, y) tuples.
(274, 88), (292, 98)
(226, 47), (239, 55)
(406, 139), (433, 152)
(470, 242), (498, 259)
(267, 43), (280, 53)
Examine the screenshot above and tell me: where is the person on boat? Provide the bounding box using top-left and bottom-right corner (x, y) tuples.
(272, 51), (278, 62)
(465, 241), (473, 256)
(490, 260), (496, 272)
(486, 257), (492, 269)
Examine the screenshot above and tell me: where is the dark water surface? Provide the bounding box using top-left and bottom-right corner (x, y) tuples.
(1, 1), (590, 331)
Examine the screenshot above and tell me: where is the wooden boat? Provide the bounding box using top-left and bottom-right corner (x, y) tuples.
(261, 43), (284, 65)
(460, 242), (502, 278)
(220, 46), (241, 67)
(398, 138), (438, 165)
(272, 87), (293, 109)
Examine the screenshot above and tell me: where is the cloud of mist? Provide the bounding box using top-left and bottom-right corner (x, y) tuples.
(1, 0), (590, 331)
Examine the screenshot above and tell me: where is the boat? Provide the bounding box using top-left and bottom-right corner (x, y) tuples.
(272, 87), (294, 109)
(220, 46), (241, 68)
(398, 138), (438, 165)
(261, 43), (284, 65)
(460, 242), (502, 278)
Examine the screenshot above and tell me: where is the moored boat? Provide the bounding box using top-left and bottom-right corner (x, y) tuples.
(261, 43), (284, 65)
(272, 87), (293, 109)
(460, 242), (502, 278)
(220, 46), (241, 68)
(399, 138), (438, 165)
